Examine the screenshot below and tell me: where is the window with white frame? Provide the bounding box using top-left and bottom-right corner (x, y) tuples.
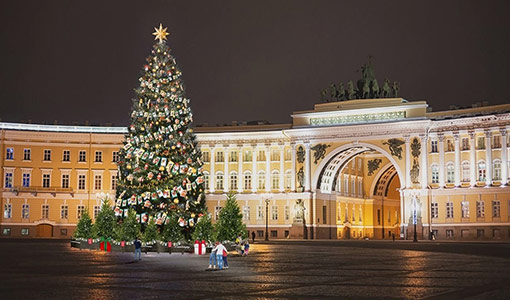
(431, 202), (438, 218)
(271, 205), (278, 220)
(78, 174), (86, 190)
(446, 162), (455, 183)
(203, 172), (209, 189)
(285, 206), (289, 220)
(202, 151), (210, 162)
(230, 151), (238, 162)
(271, 170), (279, 189)
(257, 206), (263, 220)
(61, 205), (69, 219)
(431, 164), (439, 183)
(258, 171), (265, 190)
(462, 161), (470, 182)
(42, 204), (49, 219)
(243, 150), (252, 161)
(214, 206), (221, 220)
(42, 173), (51, 188)
(493, 135), (501, 148)
(446, 139), (454, 152)
(478, 161), (486, 181)
(285, 170), (292, 189)
(477, 137), (485, 149)
(271, 150), (279, 161)
(5, 147), (13, 160)
(462, 138), (469, 150)
(430, 140), (438, 153)
(22, 173), (30, 187)
(62, 150), (70, 162)
(461, 201), (470, 218)
(77, 205), (85, 219)
(285, 148), (291, 161)
(112, 151), (119, 162)
(43, 149), (51, 161)
(243, 206), (250, 221)
(257, 150), (266, 161)
(215, 172), (224, 190)
(476, 201), (485, 218)
(492, 200), (500, 218)
(62, 174), (70, 188)
(230, 172), (238, 190)
(111, 174), (118, 190)
(78, 150), (86, 162)
(23, 148), (31, 160)
(215, 151), (224, 162)
(493, 159), (502, 181)
(446, 202), (454, 218)
(4, 203), (12, 219)
(4, 172), (13, 188)
(94, 151), (102, 162)
(93, 205), (100, 219)
(94, 174), (102, 190)
(21, 204), (29, 219)
(244, 171), (252, 190)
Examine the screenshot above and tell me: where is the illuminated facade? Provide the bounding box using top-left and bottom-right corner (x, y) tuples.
(1, 98), (509, 240)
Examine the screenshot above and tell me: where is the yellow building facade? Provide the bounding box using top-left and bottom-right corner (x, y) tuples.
(1, 98), (509, 240)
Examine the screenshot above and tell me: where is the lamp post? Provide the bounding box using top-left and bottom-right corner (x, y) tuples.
(413, 195), (418, 242)
(264, 197), (271, 241)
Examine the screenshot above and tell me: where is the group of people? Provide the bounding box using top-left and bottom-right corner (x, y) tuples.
(236, 235), (250, 256)
(208, 241), (229, 270)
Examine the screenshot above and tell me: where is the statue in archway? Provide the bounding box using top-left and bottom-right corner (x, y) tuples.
(294, 199), (305, 221)
(297, 167), (304, 189)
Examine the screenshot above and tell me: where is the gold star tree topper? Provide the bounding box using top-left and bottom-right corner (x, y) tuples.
(153, 24), (169, 43)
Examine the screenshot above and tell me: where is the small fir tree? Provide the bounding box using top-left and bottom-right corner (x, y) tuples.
(93, 198), (116, 239)
(74, 209), (93, 238)
(216, 192), (247, 241)
(161, 212), (184, 242)
(191, 213), (216, 244)
(143, 218), (160, 243)
(115, 209), (141, 242)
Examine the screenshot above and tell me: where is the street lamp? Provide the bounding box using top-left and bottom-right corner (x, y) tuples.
(412, 195), (418, 242)
(264, 195), (271, 241)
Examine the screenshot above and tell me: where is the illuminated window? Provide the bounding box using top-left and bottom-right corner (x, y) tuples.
(215, 172), (224, 190)
(77, 205), (85, 219)
(271, 170), (279, 189)
(244, 171), (252, 190)
(61, 205), (69, 219)
(476, 201), (485, 218)
(461, 201), (470, 218)
(21, 204), (29, 219)
(5, 148), (13, 160)
(23, 148), (31, 160)
(230, 172), (238, 190)
(42, 205), (49, 219)
(62, 174), (70, 188)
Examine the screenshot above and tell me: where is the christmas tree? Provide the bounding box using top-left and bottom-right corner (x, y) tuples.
(74, 209), (93, 239)
(115, 24), (206, 238)
(216, 192), (247, 241)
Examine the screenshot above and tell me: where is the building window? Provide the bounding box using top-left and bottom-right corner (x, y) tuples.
(462, 161), (470, 182)
(285, 149), (291, 161)
(214, 206), (221, 220)
(257, 150), (266, 161)
(478, 161), (486, 181)
(22, 173), (30, 187)
(203, 172), (209, 190)
(285, 206), (290, 221)
(62, 150), (70, 162)
(446, 229), (454, 238)
(446, 139), (454, 152)
(21, 228), (29, 236)
(243, 206), (250, 221)
(94, 175), (102, 190)
(258, 171), (265, 190)
(322, 205), (327, 224)
(60, 229), (68, 236)
(112, 151), (119, 162)
(257, 230), (264, 237)
(430, 140), (438, 153)
(431, 202), (438, 218)
(4, 203), (12, 218)
(271, 230), (278, 238)
(476, 201), (485, 218)
(42, 173), (51, 188)
(461, 201), (470, 218)
(61, 205), (69, 219)
(93, 205), (100, 219)
(3, 228), (11, 236)
(271, 170), (279, 189)
(493, 135), (501, 148)
(42, 205), (49, 219)
(271, 150), (279, 161)
(202, 151), (210, 162)
(21, 204), (29, 219)
(23, 148), (31, 160)
(244, 171), (252, 190)
(230, 151), (238, 162)
(271, 206), (278, 220)
(243, 150), (252, 161)
(477, 229), (485, 238)
(215, 151), (224, 162)
(78, 174), (86, 190)
(257, 206), (263, 220)
(62, 174), (70, 188)
(4, 172), (13, 188)
(215, 172), (224, 190)
(461, 138), (469, 150)
(431, 164), (439, 184)
(492, 200), (501, 218)
(111, 174), (118, 190)
(6, 147), (14, 160)
(446, 202), (454, 218)
(477, 137), (485, 149)
(493, 160), (502, 181)
(94, 151), (102, 162)
(230, 172), (238, 190)
(79, 150), (86, 162)
(77, 205), (85, 219)
(446, 162), (455, 183)
(43, 149), (51, 161)
(285, 170), (292, 189)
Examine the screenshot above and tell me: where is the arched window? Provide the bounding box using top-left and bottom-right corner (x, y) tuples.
(243, 171), (252, 190)
(431, 164), (439, 183)
(477, 160), (486, 181)
(230, 171), (238, 190)
(258, 171), (265, 190)
(285, 170), (292, 189)
(446, 162), (455, 183)
(461, 161), (470, 182)
(203, 171), (210, 190)
(493, 159), (502, 180)
(271, 170), (279, 189)
(215, 171), (224, 190)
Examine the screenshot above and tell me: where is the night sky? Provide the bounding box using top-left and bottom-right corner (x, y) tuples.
(1, 1), (509, 127)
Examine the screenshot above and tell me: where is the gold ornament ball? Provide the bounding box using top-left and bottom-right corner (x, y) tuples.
(191, 213), (195, 218)
(173, 199), (179, 204)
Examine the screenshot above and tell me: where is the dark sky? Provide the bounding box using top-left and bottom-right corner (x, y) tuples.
(1, 1), (509, 127)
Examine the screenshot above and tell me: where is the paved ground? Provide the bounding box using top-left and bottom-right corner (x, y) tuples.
(1, 239), (510, 299)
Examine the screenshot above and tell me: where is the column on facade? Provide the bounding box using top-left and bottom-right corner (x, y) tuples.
(209, 147), (215, 192)
(251, 146), (257, 193)
(265, 146), (271, 192)
(501, 128), (508, 185)
(485, 129), (492, 186)
(404, 135), (411, 188)
(224, 146), (229, 193)
(304, 143), (311, 192)
(454, 132), (461, 186)
(420, 135), (429, 189)
(279, 145), (285, 192)
(469, 131), (476, 186)
(291, 143), (297, 192)
(237, 146), (243, 193)
(438, 133), (445, 188)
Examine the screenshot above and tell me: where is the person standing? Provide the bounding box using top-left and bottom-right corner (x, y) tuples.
(213, 241), (227, 270)
(251, 231), (255, 243)
(208, 242), (218, 269)
(243, 241), (250, 256)
(134, 237), (142, 261)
